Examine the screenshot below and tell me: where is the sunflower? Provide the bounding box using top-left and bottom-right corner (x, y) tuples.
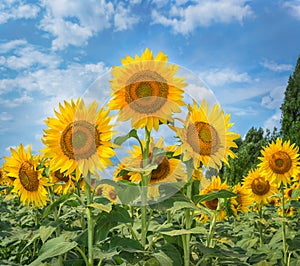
(3, 144), (49, 208)
(230, 183), (252, 217)
(41, 98), (116, 180)
(50, 170), (76, 195)
(95, 184), (119, 204)
(285, 180), (300, 201)
(108, 48), (186, 131)
(200, 176), (229, 221)
(173, 100), (240, 169)
(243, 168), (277, 204)
(114, 138), (186, 199)
(278, 206), (294, 217)
(267, 196), (280, 207)
(258, 138), (300, 186)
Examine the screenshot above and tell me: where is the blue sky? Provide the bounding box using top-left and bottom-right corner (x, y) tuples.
(1, 0), (300, 165)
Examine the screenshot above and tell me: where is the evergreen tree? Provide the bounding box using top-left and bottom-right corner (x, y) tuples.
(221, 127), (268, 185)
(280, 56), (300, 147)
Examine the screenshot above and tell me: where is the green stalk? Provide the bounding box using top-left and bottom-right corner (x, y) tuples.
(258, 201), (263, 247)
(206, 210), (218, 248)
(49, 187), (63, 266)
(141, 127), (151, 248)
(183, 159), (194, 266)
(85, 173), (94, 266)
(281, 185), (288, 266)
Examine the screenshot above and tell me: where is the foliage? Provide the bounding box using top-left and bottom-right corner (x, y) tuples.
(280, 55), (300, 148)
(221, 127), (279, 185)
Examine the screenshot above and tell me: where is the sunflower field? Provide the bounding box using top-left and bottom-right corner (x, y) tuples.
(0, 48), (300, 266)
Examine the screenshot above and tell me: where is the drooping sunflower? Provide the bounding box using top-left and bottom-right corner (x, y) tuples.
(95, 183), (119, 204)
(230, 183), (253, 217)
(285, 180), (300, 201)
(200, 176), (229, 221)
(278, 206), (294, 217)
(108, 48), (186, 131)
(243, 168), (277, 204)
(3, 144), (49, 208)
(41, 98), (116, 180)
(173, 100), (240, 169)
(114, 138), (186, 199)
(50, 170), (76, 195)
(258, 138), (300, 186)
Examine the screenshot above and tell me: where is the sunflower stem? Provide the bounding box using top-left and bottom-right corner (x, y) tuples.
(207, 199), (221, 248)
(206, 211), (217, 248)
(281, 185), (288, 266)
(85, 173), (94, 266)
(183, 159), (194, 266)
(258, 201), (264, 247)
(141, 127), (151, 248)
(49, 187), (63, 266)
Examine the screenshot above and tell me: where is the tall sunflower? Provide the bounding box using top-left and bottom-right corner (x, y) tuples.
(41, 98), (116, 180)
(243, 168), (277, 204)
(173, 100), (240, 169)
(108, 48), (186, 131)
(259, 139), (300, 186)
(3, 144), (49, 208)
(200, 176), (228, 221)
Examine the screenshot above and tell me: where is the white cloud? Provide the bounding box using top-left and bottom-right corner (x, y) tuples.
(0, 39), (27, 53)
(39, 0), (139, 50)
(114, 4), (139, 31)
(261, 59), (293, 72)
(261, 86), (285, 109)
(225, 106), (258, 116)
(0, 0), (40, 24)
(151, 0), (253, 34)
(0, 111), (13, 121)
(200, 68), (251, 87)
(283, 0), (300, 20)
(0, 93), (33, 108)
(0, 43), (61, 70)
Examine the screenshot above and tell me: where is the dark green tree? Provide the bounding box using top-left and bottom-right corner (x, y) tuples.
(280, 55), (300, 147)
(221, 127), (269, 185)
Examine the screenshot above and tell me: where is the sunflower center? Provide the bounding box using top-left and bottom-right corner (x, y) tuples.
(19, 161), (39, 192)
(54, 170), (69, 183)
(95, 186), (103, 196)
(125, 70), (169, 114)
(269, 151), (292, 174)
(109, 190), (117, 201)
(60, 120), (100, 160)
(186, 122), (220, 155)
(206, 198), (219, 210)
(251, 177), (270, 196)
(150, 157), (170, 183)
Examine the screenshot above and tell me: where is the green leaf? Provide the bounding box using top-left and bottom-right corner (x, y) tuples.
(88, 203), (112, 213)
(29, 236), (77, 266)
(291, 189), (300, 200)
(42, 193), (75, 218)
(161, 227), (207, 236)
(110, 236), (143, 252)
(114, 182), (140, 205)
(194, 190), (237, 204)
(159, 244), (183, 266)
(114, 129), (139, 145)
(153, 251), (173, 266)
(39, 226), (56, 243)
(168, 201), (199, 212)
